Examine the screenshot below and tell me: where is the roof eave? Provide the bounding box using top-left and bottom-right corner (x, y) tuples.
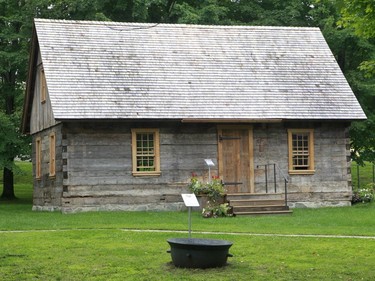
(181, 118), (283, 123)
(54, 116), (367, 123)
(21, 23), (39, 135)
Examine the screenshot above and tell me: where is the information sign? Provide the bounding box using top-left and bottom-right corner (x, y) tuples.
(181, 193), (200, 207)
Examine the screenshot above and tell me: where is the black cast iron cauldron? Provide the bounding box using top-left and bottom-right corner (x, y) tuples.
(167, 238), (233, 268)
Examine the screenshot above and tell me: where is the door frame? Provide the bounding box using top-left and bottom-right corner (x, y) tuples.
(217, 125), (255, 193)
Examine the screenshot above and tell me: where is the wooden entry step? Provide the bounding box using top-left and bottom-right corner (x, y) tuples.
(234, 210), (292, 216)
(227, 193), (285, 200)
(226, 193), (292, 216)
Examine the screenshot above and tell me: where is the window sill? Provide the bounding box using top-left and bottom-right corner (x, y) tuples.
(289, 170), (315, 175)
(132, 172), (161, 177)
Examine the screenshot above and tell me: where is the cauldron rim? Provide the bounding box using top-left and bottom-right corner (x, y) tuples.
(167, 238), (232, 246)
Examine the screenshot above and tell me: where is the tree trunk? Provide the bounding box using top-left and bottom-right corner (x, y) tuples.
(1, 65), (17, 200)
(1, 165), (16, 200)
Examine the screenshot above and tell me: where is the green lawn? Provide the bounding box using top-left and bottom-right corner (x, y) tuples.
(1, 228), (374, 281)
(1, 207), (374, 281)
(0, 161), (374, 280)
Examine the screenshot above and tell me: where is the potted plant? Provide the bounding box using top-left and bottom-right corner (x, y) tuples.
(188, 173), (231, 217)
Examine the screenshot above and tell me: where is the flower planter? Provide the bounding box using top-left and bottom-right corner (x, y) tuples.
(196, 194), (227, 210)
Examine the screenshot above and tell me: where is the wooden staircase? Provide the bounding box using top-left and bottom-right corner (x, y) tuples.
(227, 193), (292, 216)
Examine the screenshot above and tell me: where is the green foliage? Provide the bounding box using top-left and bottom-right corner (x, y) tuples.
(188, 175), (225, 200)
(172, 0), (229, 24)
(337, 0), (375, 94)
(351, 161), (375, 190)
(350, 117), (375, 164)
(313, 1), (375, 163)
(0, 112), (30, 169)
(173, 0), (321, 26)
(333, 0), (375, 163)
(352, 183), (375, 204)
(1, 1), (33, 197)
(188, 175), (231, 218)
(202, 202), (232, 218)
(339, 0), (375, 39)
(359, 60), (375, 78)
(23, 0), (107, 21)
(350, 162), (374, 204)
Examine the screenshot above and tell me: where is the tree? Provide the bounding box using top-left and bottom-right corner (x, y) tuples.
(0, 0), (31, 199)
(340, 0), (375, 78)
(338, 0), (375, 163)
(0, 0), (105, 199)
(340, 0), (375, 39)
(171, 0), (319, 26)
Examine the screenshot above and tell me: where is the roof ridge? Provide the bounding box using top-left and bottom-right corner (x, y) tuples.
(33, 18), (320, 31)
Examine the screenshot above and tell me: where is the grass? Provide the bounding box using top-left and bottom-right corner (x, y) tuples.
(1, 229), (374, 281)
(1, 202), (375, 236)
(0, 161), (375, 280)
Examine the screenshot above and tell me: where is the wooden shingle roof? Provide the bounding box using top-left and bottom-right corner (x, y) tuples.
(30, 18), (366, 121)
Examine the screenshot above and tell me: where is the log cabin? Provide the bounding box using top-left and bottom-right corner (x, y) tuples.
(21, 19), (366, 214)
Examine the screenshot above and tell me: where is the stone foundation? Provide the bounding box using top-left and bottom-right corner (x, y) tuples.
(60, 202), (186, 214)
(288, 201), (351, 208)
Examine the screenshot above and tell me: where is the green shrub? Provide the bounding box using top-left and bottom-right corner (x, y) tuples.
(188, 174), (225, 203)
(352, 183), (375, 204)
(188, 174), (233, 218)
(202, 202), (232, 218)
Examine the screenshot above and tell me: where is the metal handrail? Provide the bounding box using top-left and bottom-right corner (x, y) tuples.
(275, 164), (289, 207)
(276, 164), (289, 183)
(256, 163), (289, 207)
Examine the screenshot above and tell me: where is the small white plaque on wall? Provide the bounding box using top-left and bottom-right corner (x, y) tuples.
(204, 159), (215, 166)
(181, 193), (200, 207)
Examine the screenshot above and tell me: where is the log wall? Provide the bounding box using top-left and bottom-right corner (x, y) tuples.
(31, 121), (352, 212)
(60, 122), (218, 213)
(32, 123), (63, 211)
(252, 122), (352, 207)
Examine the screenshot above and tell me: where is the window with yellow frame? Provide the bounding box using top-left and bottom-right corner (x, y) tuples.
(35, 137), (42, 179)
(40, 67), (47, 104)
(287, 129), (315, 174)
(49, 132), (56, 177)
(131, 129), (160, 176)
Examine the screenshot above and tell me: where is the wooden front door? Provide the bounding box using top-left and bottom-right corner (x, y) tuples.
(218, 126), (254, 194)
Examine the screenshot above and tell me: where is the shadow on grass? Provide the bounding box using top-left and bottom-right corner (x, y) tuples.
(0, 197), (32, 205)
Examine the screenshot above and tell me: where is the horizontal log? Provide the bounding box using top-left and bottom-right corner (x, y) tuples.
(61, 194), (184, 206)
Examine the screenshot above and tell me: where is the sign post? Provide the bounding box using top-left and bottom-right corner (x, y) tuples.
(181, 194), (200, 238)
(204, 159), (215, 181)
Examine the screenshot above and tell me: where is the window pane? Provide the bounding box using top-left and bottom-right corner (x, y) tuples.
(136, 132), (155, 171)
(292, 132), (310, 170)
